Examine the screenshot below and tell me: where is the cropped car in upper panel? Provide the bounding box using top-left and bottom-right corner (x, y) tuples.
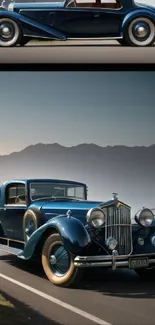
(0, 179), (155, 287)
(0, 0), (155, 46)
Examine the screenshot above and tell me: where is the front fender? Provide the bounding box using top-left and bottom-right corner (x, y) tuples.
(121, 9), (155, 35)
(18, 215), (91, 260)
(0, 10), (66, 40)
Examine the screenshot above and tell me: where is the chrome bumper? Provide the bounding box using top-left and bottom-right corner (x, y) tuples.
(74, 250), (155, 270)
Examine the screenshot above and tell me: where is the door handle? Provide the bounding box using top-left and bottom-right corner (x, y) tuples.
(93, 14), (100, 18)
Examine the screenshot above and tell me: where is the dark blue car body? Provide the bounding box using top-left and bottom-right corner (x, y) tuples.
(0, 178), (155, 286)
(0, 0), (155, 46)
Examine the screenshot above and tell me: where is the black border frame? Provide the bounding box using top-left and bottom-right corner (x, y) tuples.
(1, 63), (155, 71)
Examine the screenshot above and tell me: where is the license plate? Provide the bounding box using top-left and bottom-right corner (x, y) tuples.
(129, 257), (149, 269)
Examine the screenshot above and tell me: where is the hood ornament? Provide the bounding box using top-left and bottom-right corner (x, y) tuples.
(66, 210), (72, 218)
(112, 193), (118, 200)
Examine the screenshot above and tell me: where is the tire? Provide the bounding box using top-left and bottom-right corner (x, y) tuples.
(0, 18), (21, 47)
(23, 209), (38, 243)
(42, 233), (82, 287)
(117, 39), (129, 46)
(123, 17), (155, 47)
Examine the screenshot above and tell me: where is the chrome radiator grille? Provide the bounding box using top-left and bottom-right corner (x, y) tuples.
(104, 205), (132, 255)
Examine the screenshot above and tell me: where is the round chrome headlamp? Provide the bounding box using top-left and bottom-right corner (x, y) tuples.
(86, 208), (105, 228)
(135, 208), (154, 227)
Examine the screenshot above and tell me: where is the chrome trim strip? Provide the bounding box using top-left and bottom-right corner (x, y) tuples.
(0, 236), (25, 244)
(67, 37), (122, 40)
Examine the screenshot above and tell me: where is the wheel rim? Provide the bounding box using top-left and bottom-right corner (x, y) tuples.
(25, 219), (36, 241)
(49, 244), (70, 277)
(128, 18), (155, 46)
(0, 18), (19, 46)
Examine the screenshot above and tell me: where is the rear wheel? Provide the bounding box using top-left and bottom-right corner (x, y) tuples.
(23, 209), (38, 243)
(123, 17), (155, 47)
(0, 18), (21, 47)
(42, 233), (82, 287)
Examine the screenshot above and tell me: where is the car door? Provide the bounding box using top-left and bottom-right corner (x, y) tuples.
(0, 183), (27, 242)
(51, 0), (123, 37)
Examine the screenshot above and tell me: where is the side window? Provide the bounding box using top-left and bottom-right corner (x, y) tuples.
(75, 0), (121, 9)
(6, 184), (26, 205)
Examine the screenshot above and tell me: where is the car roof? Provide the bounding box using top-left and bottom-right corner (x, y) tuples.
(1, 179), (86, 187)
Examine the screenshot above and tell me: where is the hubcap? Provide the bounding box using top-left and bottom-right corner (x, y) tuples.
(25, 220), (35, 240)
(134, 23), (149, 39)
(49, 244), (70, 277)
(0, 24), (13, 39)
(50, 255), (57, 265)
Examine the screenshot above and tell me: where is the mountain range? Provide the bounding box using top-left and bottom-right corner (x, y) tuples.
(0, 143), (155, 215)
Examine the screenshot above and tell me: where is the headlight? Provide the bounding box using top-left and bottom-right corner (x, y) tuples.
(135, 208), (154, 227)
(8, 3), (14, 11)
(86, 208), (105, 228)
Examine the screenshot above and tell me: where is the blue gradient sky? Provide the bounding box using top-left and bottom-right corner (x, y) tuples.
(0, 71), (154, 155)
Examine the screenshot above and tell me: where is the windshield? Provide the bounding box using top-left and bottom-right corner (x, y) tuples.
(30, 182), (86, 201)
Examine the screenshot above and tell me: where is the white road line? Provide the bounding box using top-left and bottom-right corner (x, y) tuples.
(0, 272), (111, 325)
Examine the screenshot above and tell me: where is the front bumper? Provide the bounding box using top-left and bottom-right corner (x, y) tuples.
(74, 251), (155, 270)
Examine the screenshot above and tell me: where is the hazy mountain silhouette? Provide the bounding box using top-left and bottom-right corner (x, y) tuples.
(0, 143), (155, 216)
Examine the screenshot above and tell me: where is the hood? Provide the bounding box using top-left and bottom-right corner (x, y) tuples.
(31, 198), (115, 212)
(30, 198), (130, 225)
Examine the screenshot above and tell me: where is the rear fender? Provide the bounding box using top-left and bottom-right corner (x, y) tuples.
(18, 215), (91, 260)
(0, 10), (66, 40)
(121, 10), (155, 36)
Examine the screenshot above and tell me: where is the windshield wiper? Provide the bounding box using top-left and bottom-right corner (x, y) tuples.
(32, 196), (83, 202)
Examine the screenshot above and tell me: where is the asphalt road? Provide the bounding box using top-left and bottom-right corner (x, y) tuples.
(0, 40), (155, 64)
(0, 250), (155, 325)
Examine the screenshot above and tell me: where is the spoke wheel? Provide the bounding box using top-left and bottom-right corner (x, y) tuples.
(124, 17), (155, 47)
(0, 18), (21, 47)
(42, 233), (82, 287)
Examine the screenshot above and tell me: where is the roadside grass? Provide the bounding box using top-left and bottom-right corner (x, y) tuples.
(0, 294), (31, 325)
(0, 290), (61, 325)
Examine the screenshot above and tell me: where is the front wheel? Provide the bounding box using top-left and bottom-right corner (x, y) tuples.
(0, 18), (21, 47)
(42, 233), (82, 287)
(123, 17), (155, 47)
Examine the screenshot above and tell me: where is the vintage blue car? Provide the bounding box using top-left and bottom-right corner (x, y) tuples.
(0, 0), (155, 47)
(0, 178), (155, 287)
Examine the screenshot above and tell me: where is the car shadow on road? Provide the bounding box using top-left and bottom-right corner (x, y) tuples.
(25, 44), (121, 47)
(25, 43), (155, 48)
(80, 268), (155, 299)
(0, 254), (45, 278)
(1, 254), (155, 299)
(0, 289), (62, 325)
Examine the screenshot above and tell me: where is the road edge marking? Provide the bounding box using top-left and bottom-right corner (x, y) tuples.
(0, 272), (111, 325)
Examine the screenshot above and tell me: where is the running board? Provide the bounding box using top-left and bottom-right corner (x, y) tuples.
(0, 244), (22, 256)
